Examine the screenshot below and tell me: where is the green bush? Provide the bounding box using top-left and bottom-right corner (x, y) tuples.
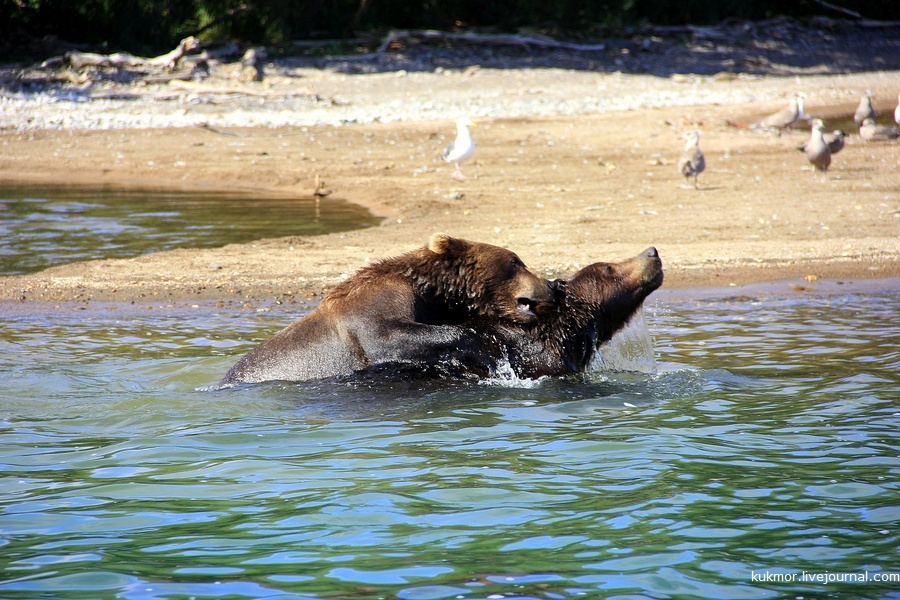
(0, 0), (892, 58)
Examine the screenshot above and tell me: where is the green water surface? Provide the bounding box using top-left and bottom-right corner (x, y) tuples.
(0, 284), (898, 599)
(0, 185), (380, 275)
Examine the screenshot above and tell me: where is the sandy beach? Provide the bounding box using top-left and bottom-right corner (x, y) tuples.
(1, 39), (899, 309)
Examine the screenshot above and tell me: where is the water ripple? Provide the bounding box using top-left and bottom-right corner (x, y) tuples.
(1, 288), (898, 598)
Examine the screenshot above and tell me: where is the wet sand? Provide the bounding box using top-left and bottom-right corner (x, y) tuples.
(1, 67), (898, 310)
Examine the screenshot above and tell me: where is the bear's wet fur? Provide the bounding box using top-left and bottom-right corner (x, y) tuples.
(219, 233), (556, 385)
(475, 246), (664, 378)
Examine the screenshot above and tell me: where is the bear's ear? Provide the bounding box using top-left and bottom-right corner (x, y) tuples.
(427, 233), (467, 255)
(549, 278), (568, 302)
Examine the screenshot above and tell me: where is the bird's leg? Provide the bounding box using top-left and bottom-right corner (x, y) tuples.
(451, 163), (466, 180)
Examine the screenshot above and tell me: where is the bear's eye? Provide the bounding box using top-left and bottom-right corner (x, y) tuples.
(510, 257), (524, 269)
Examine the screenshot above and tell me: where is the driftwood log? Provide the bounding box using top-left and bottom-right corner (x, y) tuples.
(376, 29), (607, 53)
(43, 36), (200, 71)
(19, 18), (900, 104)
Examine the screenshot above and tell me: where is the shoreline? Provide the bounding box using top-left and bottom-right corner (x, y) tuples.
(3, 275), (897, 320)
(2, 64), (899, 308)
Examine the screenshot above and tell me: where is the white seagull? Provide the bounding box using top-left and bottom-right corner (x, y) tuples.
(894, 93), (900, 127)
(859, 117), (900, 142)
(803, 118), (831, 177)
(799, 128), (846, 155)
(854, 92), (875, 130)
(759, 94), (805, 133)
(677, 131), (705, 189)
(441, 117), (476, 180)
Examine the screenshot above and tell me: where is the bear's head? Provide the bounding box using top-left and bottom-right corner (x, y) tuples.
(460, 247), (663, 377)
(563, 246), (663, 340)
(424, 233), (557, 324)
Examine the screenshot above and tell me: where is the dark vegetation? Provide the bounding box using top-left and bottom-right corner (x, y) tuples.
(0, 0), (893, 61)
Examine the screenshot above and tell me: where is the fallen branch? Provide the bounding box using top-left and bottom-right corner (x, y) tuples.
(376, 29), (607, 53)
(44, 36), (200, 71)
(144, 36), (201, 69)
(142, 70), (204, 85)
(45, 51), (140, 70)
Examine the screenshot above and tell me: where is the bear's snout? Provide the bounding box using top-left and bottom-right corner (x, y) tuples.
(637, 247), (664, 290)
(510, 275), (558, 322)
(516, 297), (539, 319)
(641, 246), (659, 260)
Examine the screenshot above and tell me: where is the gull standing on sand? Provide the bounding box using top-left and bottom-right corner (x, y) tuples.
(803, 119), (831, 176)
(759, 94), (804, 132)
(800, 128), (846, 155)
(677, 131), (705, 189)
(854, 92), (875, 130)
(441, 117), (475, 180)
(859, 117), (900, 142)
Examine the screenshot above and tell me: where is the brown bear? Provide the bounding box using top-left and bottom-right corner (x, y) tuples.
(469, 246), (664, 378)
(219, 233), (556, 385)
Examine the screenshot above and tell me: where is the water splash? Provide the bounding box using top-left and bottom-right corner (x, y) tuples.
(589, 307), (658, 374)
(479, 355), (546, 388)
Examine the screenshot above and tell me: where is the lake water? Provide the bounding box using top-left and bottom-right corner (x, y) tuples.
(1, 280), (898, 599)
(0, 185), (380, 275)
